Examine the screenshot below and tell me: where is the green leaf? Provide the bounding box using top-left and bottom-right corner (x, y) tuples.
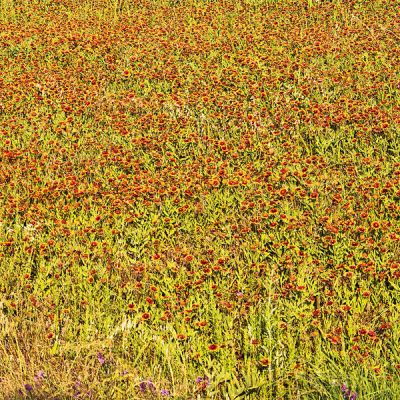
(234, 382), (266, 399)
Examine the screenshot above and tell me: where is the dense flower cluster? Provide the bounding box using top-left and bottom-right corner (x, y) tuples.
(0, 0), (399, 398)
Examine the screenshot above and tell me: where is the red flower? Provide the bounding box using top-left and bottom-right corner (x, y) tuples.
(145, 297), (153, 305)
(141, 312), (150, 320)
(259, 357), (269, 366)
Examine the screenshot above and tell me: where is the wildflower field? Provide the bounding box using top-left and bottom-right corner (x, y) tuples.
(0, 0), (399, 398)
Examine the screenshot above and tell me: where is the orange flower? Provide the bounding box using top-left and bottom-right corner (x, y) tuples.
(122, 69), (131, 77)
(259, 357), (269, 366)
(208, 344), (218, 351)
(371, 221), (380, 229)
(329, 335), (340, 345)
(211, 178), (219, 187)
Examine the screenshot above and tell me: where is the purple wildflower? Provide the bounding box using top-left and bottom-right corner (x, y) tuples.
(24, 383), (33, 392)
(340, 383), (357, 400)
(36, 371), (45, 378)
(147, 380), (156, 392)
(161, 389), (170, 396)
(73, 380), (82, 398)
(139, 381), (147, 392)
(97, 352), (105, 366)
(195, 375), (210, 386)
(34, 370), (45, 386)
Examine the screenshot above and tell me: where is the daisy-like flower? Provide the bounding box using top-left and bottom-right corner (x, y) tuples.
(141, 312), (150, 321)
(259, 357), (270, 366)
(371, 221), (380, 229)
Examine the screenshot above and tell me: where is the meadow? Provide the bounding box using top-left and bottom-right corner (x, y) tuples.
(0, 0), (399, 398)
